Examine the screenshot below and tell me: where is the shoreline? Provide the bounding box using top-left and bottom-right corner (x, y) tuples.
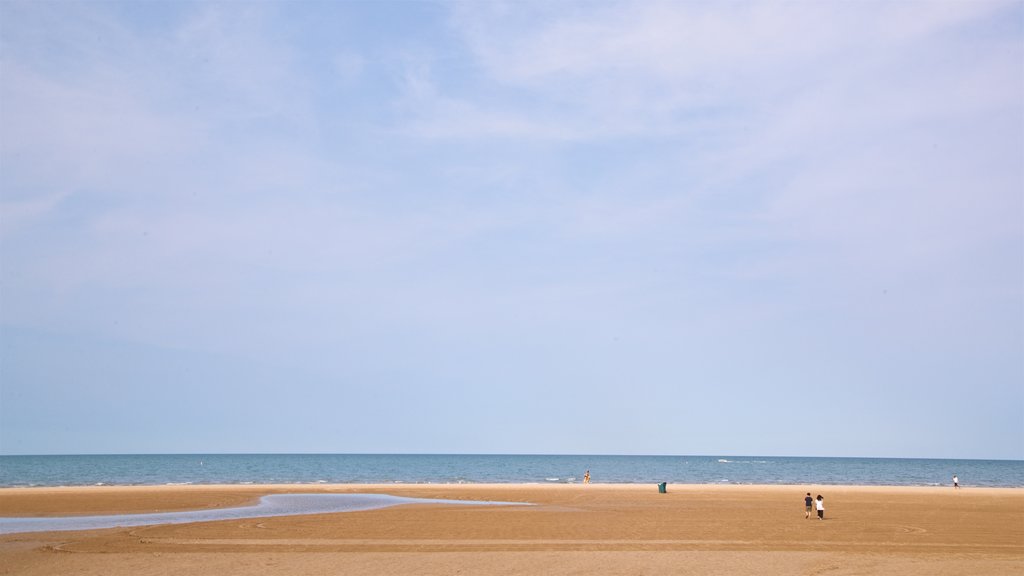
(3, 480), (1020, 490)
(3, 481), (1020, 489)
(1, 482), (1020, 518)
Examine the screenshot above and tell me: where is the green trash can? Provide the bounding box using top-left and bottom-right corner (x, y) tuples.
(658, 482), (667, 493)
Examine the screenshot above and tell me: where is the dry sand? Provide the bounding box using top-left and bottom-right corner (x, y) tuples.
(1, 483), (1021, 575)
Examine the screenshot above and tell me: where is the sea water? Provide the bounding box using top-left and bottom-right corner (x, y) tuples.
(1, 454), (1021, 487)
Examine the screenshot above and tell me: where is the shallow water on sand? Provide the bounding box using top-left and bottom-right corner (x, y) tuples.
(0, 493), (524, 534)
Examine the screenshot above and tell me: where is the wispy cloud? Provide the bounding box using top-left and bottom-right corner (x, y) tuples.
(437, 1), (1022, 250)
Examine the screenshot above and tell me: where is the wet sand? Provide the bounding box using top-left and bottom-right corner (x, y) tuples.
(1, 484), (1021, 575)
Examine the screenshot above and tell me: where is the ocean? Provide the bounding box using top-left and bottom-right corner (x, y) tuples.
(1, 454), (1021, 488)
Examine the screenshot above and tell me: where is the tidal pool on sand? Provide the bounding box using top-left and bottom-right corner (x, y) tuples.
(0, 493), (527, 534)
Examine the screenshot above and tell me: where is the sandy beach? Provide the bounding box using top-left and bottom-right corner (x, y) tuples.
(1, 483), (1021, 575)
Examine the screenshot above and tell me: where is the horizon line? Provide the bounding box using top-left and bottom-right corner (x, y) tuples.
(1, 452), (1021, 462)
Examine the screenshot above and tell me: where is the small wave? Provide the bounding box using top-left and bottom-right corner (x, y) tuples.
(718, 459), (731, 463)
(165, 482), (192, 486)
(545, 478), (560, 482)
(95, 482), (106, 486)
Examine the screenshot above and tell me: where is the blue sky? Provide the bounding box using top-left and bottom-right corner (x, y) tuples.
(1, 1), (1021, 459)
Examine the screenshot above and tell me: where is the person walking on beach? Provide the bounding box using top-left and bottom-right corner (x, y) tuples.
(953, 474), (959, 489)
(583, 470), (591, 484)
(804, 493), (814, 519)
(815, 495), (825, 520)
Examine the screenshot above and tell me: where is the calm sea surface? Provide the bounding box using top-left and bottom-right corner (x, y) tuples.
(0, 454), (1021, 488)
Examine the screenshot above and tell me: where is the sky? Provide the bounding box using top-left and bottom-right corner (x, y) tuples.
(0, 1), (1021, 459)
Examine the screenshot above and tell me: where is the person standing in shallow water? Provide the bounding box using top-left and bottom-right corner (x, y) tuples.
(953, 474), (960, 489)
(583, 470), (591, 484)
(816, 495), (825, 520)
(804, 493), (814, 519)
